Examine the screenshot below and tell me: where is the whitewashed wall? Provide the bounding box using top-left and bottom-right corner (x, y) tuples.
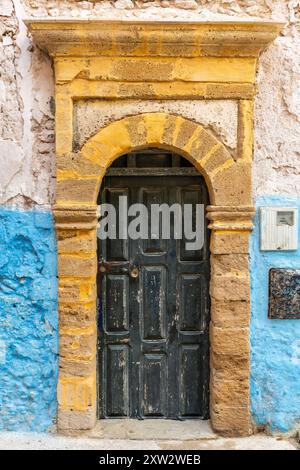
(0, 0), (299, 207)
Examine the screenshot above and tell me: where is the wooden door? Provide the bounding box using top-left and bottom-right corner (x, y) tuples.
(97, 150), (210, 419)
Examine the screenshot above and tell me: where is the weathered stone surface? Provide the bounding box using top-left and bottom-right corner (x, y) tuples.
(57, 230), (96, 254)
(79, 113), (236, 206)
(210, 231), (250, 255)
(211, 254), (249, 275)
(54, 206), (98, 231)
(0, 3), (55, 207)
(59, 357), (96, 378)
(210, 325), (249, 357)
(237, 100), (253, 161)
(59, 302), (96, 328)
(58, 374), (96, 412)
(188, 130), (219, 164)
(111, 58), (173, 82)
(58, 278), (96, 303)
(56, 179), (99, 204)
(212, 161), (252, 206)
(211, 352), (250, 381)
(58, 254), (97, 278)
(60, 329), (96, 361)
(173, 118), (198, 149)
(211, 405), (252, 437)
(124, 114), (147, 147)
(211, 301), (250, 328)
(57, 153), (105, 176)
(57, 406), (96, 433)
(211, 377), (249, 408)
(0, 428), (297, 450)
(200, 146), (233, 176)
(210, 273), (250, 302)
(68, 80), (254, 101)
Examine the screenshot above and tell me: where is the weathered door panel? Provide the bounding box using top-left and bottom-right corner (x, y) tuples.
(98, 158), (210, 420)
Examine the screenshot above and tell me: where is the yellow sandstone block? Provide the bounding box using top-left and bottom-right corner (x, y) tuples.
(143, 113), (167, 144)
(58, 374), (96, 411)
(82, 120), (132, 166)
(173, 57), (256, 84)
(238, 100), (254, 161)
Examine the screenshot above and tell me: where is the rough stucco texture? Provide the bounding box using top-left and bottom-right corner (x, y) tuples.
(0, 0), (55, 207)
(250, 196), (300, 433)
(74, 99), (238, 151)
(0, 208), (58, 431)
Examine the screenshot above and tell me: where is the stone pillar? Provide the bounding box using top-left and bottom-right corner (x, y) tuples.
(207, 205), (255, 436)
(53, 205), (98, 433)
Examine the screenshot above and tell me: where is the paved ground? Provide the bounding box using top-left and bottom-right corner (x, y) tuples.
(0, 432), (297, 450)
(0, 420), (298, 450)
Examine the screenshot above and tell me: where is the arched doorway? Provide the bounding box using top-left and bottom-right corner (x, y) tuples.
(27, 17), (282, 435)
(54, 112), (254, 435)
(97, 149), (210, 419)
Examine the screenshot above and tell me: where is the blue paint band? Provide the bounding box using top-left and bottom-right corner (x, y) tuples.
(250, 196), (300, 433)
(0, 198), (299, 434)
(0, 207), (58, 431)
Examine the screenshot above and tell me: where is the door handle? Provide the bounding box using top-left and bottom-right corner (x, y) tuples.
(99, 259), (139, 278)
(99, 261), (129, 274)
(129, 267), (139, 279)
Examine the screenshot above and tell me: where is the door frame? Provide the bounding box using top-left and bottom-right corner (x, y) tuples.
(97, 163), (211, 420)
(26, 19), (282, 436)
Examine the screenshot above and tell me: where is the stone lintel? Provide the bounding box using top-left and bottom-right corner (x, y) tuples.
(25, 19), (284, 59)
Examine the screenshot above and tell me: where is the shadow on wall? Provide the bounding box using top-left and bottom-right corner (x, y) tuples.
(250, 196), (300, 433)
(0, 208), (58, 431)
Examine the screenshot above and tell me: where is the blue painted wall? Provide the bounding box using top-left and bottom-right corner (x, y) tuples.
(0, 207), (58, 431)
(250, 196), (300, 433)
(0, 200), (300, 433)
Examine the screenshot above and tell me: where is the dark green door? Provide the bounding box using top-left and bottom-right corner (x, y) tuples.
(97, 149), (210, 419)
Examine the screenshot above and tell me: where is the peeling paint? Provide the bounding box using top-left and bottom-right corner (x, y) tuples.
(0, 1), (299, 207)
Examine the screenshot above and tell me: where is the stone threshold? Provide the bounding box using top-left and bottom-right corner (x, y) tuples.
(86, 419), (217, 441)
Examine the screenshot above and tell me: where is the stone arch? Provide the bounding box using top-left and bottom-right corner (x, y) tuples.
(56, 113), (250, 207)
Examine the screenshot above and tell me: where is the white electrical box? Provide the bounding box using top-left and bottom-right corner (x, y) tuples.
(260, 207), (298, 251)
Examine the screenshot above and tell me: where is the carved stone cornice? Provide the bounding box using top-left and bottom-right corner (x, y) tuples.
(25, 19), (283, 59)
(206, 205), (255, 231)
(53, 204), (98, 230)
